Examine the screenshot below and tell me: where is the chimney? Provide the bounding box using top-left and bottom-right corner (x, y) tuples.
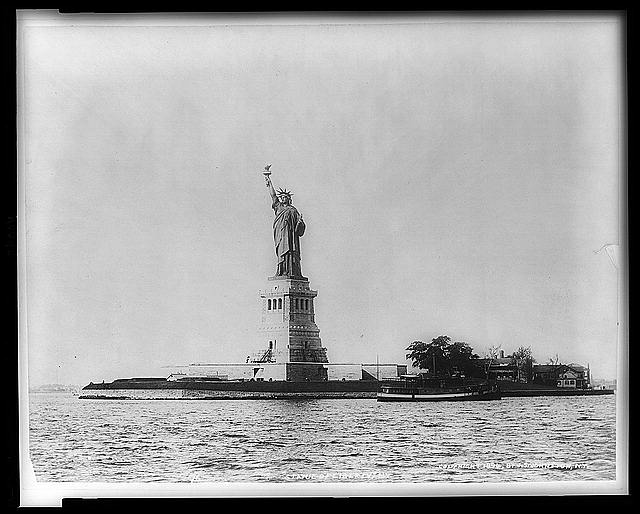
(499, 349), (505, 359)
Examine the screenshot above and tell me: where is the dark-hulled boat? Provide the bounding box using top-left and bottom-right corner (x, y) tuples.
(377, 374), (501, 402)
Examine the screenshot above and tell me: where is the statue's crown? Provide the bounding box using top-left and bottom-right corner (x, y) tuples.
(276, 188), (293, 197)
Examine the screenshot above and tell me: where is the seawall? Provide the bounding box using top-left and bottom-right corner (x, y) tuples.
(498, 381), (615, 397)
(79, 389), (377, 400)
(501, 389), (614, 397)
(81, 379), (379, 398)
(80, 378), (615, 400)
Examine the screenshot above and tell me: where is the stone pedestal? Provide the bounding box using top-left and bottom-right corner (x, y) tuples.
(257, 276), (328, 375)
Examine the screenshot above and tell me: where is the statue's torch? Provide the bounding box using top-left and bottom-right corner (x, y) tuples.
(263, 164), (272, 186)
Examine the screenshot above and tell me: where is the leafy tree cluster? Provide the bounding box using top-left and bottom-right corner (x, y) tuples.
(406, 337), (542, 381)
(406, 335), (482, 377)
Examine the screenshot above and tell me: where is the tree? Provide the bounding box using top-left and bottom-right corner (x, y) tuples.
(513, 346), (534, 361)
(547, 353), (561, 365)
(476, 345), (503, 379)
(449, 341), (480, 377)
(487, 345), (502, 360)
(511, 345), (536, 382)
(406, 336), (479, 377)
(406, 336), (450, 374)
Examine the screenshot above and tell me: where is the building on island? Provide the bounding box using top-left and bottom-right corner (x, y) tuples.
(475, 349), (591, 389)
(475, 350), (532, 383)
(532, 364), (591, 389)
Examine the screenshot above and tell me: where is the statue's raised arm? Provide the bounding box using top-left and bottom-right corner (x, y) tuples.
(263, 164), (278, 203)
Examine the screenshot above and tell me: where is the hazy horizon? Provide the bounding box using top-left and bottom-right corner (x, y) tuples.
(19, 13), (623, 387)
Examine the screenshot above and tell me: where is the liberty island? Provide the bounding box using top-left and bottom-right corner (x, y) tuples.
(80, 166), (614, 400)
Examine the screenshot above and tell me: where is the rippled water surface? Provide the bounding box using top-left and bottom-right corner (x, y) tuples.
(29, 394), (616, 483)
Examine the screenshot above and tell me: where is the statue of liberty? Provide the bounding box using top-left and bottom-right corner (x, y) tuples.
(263, 165), (306, 278)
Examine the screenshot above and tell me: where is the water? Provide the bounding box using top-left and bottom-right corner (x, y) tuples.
(28, 393), (616, 483)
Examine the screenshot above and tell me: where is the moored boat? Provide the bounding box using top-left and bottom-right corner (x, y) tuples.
(377, 374), (501, 402)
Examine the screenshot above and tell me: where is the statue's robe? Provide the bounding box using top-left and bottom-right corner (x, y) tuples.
(272, 198), (305, 277)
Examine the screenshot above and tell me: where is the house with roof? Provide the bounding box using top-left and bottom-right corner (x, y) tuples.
(474, 350), (532, 383)
(483, 357), (518, 381)
(532, 363), (590, 389)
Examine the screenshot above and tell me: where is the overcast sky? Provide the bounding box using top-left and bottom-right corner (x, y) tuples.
(19, 13), (622, 386)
